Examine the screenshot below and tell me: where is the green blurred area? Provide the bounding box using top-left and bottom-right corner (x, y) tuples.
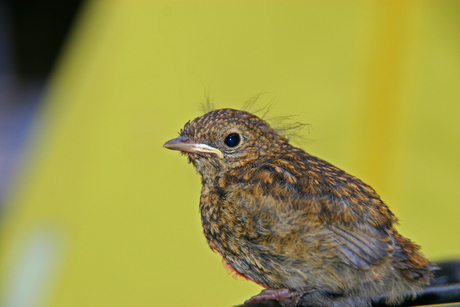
(0, 1), (459, 306)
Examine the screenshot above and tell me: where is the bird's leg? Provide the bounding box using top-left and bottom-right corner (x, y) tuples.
(245, 288), (315, 307)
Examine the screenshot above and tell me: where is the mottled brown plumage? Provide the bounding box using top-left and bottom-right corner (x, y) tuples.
(163, 108), (437, 307)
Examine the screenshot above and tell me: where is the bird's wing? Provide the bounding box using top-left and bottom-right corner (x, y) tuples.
(326, 223), (394, 270)
(235, 160), (396, 270)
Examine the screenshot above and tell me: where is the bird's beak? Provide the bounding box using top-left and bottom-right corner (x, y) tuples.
(163, 136), (224, 159)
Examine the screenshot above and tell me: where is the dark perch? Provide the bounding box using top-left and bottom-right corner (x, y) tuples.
(373, 283), (460, 306)
(237, 283), (460, 307)
(239, 261), (460, 307)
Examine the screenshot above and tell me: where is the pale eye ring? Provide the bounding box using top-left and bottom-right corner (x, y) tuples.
(224, 133), (241, 147)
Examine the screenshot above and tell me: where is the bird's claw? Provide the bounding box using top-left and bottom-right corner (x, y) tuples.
(244, 288), (307, 307)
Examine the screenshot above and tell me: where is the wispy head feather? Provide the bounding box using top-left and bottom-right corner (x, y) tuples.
(200, 93), (311, 142)
(267, 115), (311, 142)
(200, 89), (215, 113)
(241, 94), (311, 141)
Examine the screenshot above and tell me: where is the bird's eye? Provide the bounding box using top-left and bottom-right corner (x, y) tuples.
(224, 133), (241, 148)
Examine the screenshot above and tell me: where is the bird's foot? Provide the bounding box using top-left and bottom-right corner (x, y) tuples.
(245, 288), (313, 307)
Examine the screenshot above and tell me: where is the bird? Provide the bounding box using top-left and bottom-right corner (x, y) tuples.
(163, 108), (437, 307)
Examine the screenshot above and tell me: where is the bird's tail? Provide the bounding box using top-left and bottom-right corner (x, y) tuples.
(389, 229), (439, 284)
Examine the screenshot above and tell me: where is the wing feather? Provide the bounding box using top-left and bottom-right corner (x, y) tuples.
(327, 224), (394, 270)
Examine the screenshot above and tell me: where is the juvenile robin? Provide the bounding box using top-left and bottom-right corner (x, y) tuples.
(163, 108), (437, 307)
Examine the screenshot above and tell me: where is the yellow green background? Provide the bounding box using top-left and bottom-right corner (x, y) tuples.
(0, 1), (459, 306)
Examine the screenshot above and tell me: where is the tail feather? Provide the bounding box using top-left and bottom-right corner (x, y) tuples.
(389, 229), (438, 284)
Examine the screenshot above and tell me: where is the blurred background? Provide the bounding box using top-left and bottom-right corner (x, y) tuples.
(0, 1), (459, 306)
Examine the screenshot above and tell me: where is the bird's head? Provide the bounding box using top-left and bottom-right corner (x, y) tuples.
(164, 108), (289, 179)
